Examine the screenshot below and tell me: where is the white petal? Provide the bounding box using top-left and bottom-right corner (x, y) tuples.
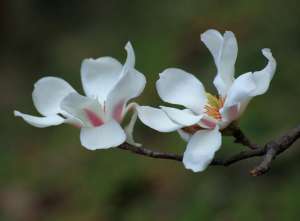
(62, 112), (85, 127)
(223, 72), (256, 108)
(251, 48), (277, 96)
(219, 105), (240, 127)
(199, 115), (218, 129)
(60, 92), (104, 127)
(137, 106), (182, 132)
(183, 127), (222, 172)
(221, 72), (256, 123)
(14, 111), (64, 128)
(160, 106), (202, 126)
(156, 68), (206, 114)
(213, 74), (230, 99)
(105, 42), (145, 120)
(200, 29), (223, 65)
(124, 112), (141, 147)
(81, 57), (123, 102)
(80, 120), (126, 150)
(218, 31), (238, 81)
(123, 42), (135, 70)
(177, 129), (191, 142)
(221, 49), (276, 122)
(106, 69), (146, 121)
(201, 30), (238, 97)
(32, 77), (75, 116)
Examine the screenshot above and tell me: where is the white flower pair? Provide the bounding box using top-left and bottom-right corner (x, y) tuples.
(15, 29), (277, 172)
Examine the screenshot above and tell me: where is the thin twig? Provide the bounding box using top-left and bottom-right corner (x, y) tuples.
(117, 124), (300, 176)
(118, 143), (182, 161)
(223, 123), (261, 149)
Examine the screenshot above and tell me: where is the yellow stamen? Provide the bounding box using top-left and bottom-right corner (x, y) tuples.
(205, 93), (225, 120)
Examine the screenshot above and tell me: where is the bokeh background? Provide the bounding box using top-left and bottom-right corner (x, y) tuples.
(2, 0), (300, 220)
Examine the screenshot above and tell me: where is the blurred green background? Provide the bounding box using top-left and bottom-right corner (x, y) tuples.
(2, 0), (300, 220)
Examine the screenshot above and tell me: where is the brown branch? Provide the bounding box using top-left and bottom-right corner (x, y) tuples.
(118, 143), (183, 161)
(250, 125), (300, 176)
(222, 123), (261, 149)
(118, 124), (300, 176)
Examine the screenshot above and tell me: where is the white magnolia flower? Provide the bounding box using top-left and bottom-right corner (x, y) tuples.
(137, 29), (276, 172)
(14, 42), (146, 150)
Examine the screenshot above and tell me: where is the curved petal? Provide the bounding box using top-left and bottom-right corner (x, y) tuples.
(60, 92), (105, 127)
(183, 127), (222, 172)
(160, 106), (202, 126)
(221, 49), (276, 123)
(123, 42), (135, 71)
(251, 48), (277, 96)
(219, 105), (239, 127)
(156, 68), (206, 114)
(218, 31), (238, 81)
(220, 72), (256, 123)
(199, 115), (218, 129)
(177, 129), (191, 142)
(106, 42), (145, 120)
(80, 120), (126, 150)
(213, 74), (231, 99)
(137, 106), (182, 132)
(124, 108), (141, 147)
(32, 77), (75, 116)
(81, 57), (123, 102)
(106, 69), (146, 121)
(14, 111), (64, 128)
(200, 29), (223, 66)
(223, 72), (256, 108)
(201, 30), (238, 97)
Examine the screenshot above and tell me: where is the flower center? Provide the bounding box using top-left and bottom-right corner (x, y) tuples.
(204, 93), (224, 120)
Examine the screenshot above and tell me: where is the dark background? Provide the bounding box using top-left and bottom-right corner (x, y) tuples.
(2, 0), (300, 220)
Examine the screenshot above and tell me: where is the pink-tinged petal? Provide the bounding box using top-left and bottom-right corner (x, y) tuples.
(105, 43), (145, 118)
(198, 115), (218, 129)
(72, 123), (82, 128)
(200, 118), (217, 129)
(112, 100), (124, 123)
(221, 105), (239, 122)
(60, 92), (105, 127)
(80, 120), (126, 150)
(106, 68), (146, 118)
(218, 105), (240, 129)
(84, 109), (104, 127)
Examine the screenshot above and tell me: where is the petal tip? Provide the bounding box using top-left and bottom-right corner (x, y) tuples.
(200, 29), (221, 40)
(224, 30), (234, 36)
(82, 58), (92, 63)
(183, 160), (206, 173)
(261, 48), (276, 66)
(33, 77), (48, 88)
(125, 41), (133, 51)
(262, 48), (272, 56)
(14, 110), (21, 117)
